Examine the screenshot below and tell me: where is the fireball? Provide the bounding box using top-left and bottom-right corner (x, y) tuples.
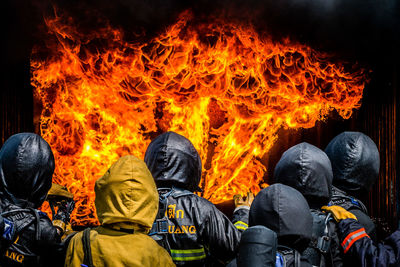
(31, 11), (366, 225)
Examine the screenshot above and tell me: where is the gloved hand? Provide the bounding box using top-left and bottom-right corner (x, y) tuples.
(53, 199), (75, 223)
(234, 192), (254, 211)
(321, 205), (357, 222)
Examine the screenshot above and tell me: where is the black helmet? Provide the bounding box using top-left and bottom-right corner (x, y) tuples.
(249, 184), (312, 252)
(144, 132), (202, 192)
(0, 133), (55, 208)
(325, 132), (379, 194)
(274, 142), (333, 208)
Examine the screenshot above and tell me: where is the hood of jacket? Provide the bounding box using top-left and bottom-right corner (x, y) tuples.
(274, 142), (333, 208)
(325, 132), (380, 194)
(95, 155), (158, 233)
(0, 133), (55, 208)
(144, 131), (202, 192)
(249, 184), (312, 251)
(237, 225), (277, 267)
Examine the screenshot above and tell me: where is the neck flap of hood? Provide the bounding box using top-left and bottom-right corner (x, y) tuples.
(95, 155), (158, 232)
(274, 142), (333, 208)
(325, 132), (380, 193)
(0, 133), (54, 208)
(144, 131), (202, 192)
(249, 184), (312, 250)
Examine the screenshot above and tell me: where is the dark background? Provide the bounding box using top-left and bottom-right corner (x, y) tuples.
(2, 0), (399, 236)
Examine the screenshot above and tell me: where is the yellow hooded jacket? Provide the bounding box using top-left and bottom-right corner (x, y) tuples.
(64, 155), (175, 267)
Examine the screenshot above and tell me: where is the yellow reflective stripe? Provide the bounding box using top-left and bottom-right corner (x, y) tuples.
(170, 248), (206, 261)
(170, 248), (205, 254)
(234, 221), (248, 230)
(172, 254), (207, 261)
(234, 221), (248, 227)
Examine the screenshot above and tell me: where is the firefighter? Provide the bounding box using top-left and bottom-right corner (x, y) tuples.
(322, 205), (400, 267)
(144, 131), (250, 266)
(325, 132), (378, 240)
(64, 155), (175, 267)
(274, 142), (343, 266)
(249, 183), (313, 266)
(0, 133), (68, 266)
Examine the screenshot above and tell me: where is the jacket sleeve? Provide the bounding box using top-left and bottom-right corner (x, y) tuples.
(37, 216), (65, 267)
(198, 200), (242, 264)
(349, 208), (377, 241)
(338, 219), (400, 267)
(232, 207), (249, 233)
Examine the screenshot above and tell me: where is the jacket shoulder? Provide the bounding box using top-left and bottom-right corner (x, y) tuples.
(185, 194), (217, 210)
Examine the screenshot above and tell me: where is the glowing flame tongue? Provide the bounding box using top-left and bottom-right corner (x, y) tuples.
(32, 12), (366, 225)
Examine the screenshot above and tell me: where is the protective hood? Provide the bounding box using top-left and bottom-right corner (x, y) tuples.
(249, 184), (312, 251)
(95, 155), (158, 233)
(0, 133), (55, 208)
(144, 131), (202, 192)
(325, 132), (380, 193)
(237, 226), (277, 267)
(274, 142), (333, 208)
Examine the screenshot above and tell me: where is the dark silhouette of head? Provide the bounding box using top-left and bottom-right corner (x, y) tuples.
(144, 131), (202, 192)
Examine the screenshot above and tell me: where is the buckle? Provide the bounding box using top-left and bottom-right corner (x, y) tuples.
(317, 235), (331, 254)
(157, 218), (168, 233)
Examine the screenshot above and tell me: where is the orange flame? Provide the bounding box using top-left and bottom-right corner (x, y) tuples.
(31, 11), (366, 225)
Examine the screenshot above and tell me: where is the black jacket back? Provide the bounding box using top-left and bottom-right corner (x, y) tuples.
(145, 132), (245, 266)
(274, 143), (342, 267)
(0, 133), (63, 267)
(325, 132), (378, 240)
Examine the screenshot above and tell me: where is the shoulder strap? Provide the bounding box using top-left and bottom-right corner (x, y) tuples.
(82, 228), (94, 267)
(28, 208), (41, 241)
(148, 189), (171, 254)
(294, 249), (301, 267)
(316, 213), (332, 253)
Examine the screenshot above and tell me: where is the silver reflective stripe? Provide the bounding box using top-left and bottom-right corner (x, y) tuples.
(341, 228), (368, 253)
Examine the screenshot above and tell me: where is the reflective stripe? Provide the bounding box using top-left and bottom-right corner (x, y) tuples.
(170, 248), (206, 261)
(341, 228), (369, 253)
(234, 221), (248, 231)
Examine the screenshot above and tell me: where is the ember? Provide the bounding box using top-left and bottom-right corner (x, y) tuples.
(31, 11), (367, 225)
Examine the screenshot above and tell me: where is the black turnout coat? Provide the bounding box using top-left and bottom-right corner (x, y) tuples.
(0, 133), (64, 267)
(337, 219), (400, 267)
(145, 131), (248, 266)
(325, 132), (378, 240)
(274, 142), (343, 267)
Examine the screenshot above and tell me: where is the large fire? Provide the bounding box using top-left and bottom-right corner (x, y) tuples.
(31, 11), (366, 225)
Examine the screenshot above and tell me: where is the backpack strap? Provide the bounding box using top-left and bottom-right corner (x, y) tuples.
(149, 188), (170, 237)
(28, 208), (41, 241)
(316, 213), (332, 254)
(82, 228), (94, 267)
(29, 208), (42, 265)
(148, 188), (172, 254)
(294, 249), (301, 267)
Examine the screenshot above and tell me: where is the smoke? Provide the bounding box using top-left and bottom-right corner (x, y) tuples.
(12, 0), (400, 62)
(193, 0), (400, 61)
